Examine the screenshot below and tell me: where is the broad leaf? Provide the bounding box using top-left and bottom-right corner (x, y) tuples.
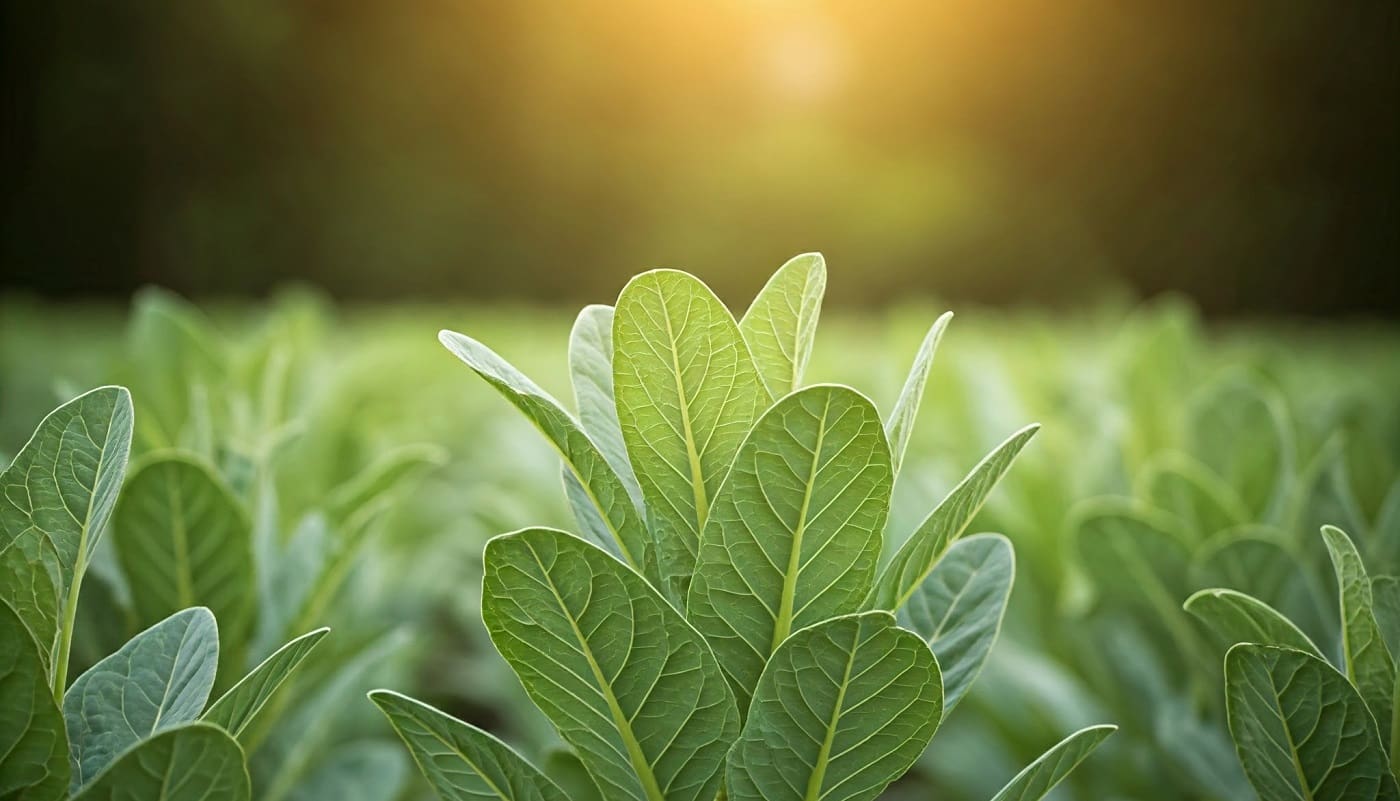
(112, 454), (256, 676)
(1183, 589), (1324, 659)
(612, 269), (767, 597)
(988, 725), (1117, 801)
(63, 607), (219, 791)
(482, 528), (738, 801)
(1225, 644), (1398, 801)
(726, 611), (942, 801)
(370, 689), (567, 801)
(1189, 528), (1331, 649)
(69, 723), (249, 801)
(899, 532), (1013, 713)
(439, 330), (651, 575)
(0, 386), (133, 683)
(567, 304), (640, 502)
(870, 424), (1038, 611)
(884, 311), (952, 477)
(1321, 525), (1396, 746)
(738, 252), (826, 399)
(0, 601), (68, 800)
(1138, 453), (1249, 543)
(204, 627), (329, 740)
(1188, 374), (1294, 522)
(687, 385), (891, 711)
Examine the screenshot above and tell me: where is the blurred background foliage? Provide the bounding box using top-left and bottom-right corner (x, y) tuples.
(2, 0), (1397, 314)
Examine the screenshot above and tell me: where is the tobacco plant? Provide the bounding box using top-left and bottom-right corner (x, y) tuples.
(372, 254), (1116, 801)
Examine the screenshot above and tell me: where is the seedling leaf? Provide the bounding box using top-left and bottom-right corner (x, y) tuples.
(1321, 524), (1396, 747)
(988, 725), (1117, 801)
(1183, 588), (1325, 659)
(203, 627), (330, 740)
(739, 252), (826, 399)
(69, 723), (249, 801)
(884, 311), (952, 477)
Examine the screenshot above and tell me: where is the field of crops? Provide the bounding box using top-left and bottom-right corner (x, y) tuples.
(3, 261), (1399, 801)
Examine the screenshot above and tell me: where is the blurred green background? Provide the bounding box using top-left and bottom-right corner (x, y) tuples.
(2, 0), (1397, 315)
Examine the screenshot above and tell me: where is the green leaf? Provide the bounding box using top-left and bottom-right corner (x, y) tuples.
(323, 444), (445, 526)
(612, 269), (767, 598)
(203, 627), (329, 740)
(1189, 528), (1331, 649)
(439, 330), (651, 576)
(987, 725), (1117, 801)
(1188, 373), (1294, 522)
(870, 424), (1038, 611)
(63, 607), (219, 791)
(1137, 453), (1249, 543)
(1321, 524), (1396, 747)
(482, 528), (738, 801)
(738, 252), (826, 399)
(1225, 644), (1399, 801)
(369, 689), (568, 801)
(0, 386), (133, 687)
(111, 454), (256, 677)
(284, 741), (406, 801)
(1183, 588), (1325, 659)
(1372, 575), (1400, 660)
(899, 532), (1013, 713)
(884, 311), (952, 477)
(686, 385), (891, 711)
(541, 749), (603, 801)
(567, 304), (641, 503)
(69, 723), (250, 801)
(726, 611), (942, 801)
(0, 601), (69, 801)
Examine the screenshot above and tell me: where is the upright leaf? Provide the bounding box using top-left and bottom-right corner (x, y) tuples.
(726, 612), (942, 801)
(870, 424), (1037, 611)
(899, 533), (1014, 712)
(0, 386), (133, 685)
(1183, 589), (1325, 659)
(63, 607), (219, 791)
(884, 311), (952, 477)
(1225, 644), (1398, 801)
(613, 269), (767, 597)
(1321, 525), (1396, 746)
(1373, 575), (1400, 660)
(203, 627), (329, 740)
(738, 252), (826, 399)
(482, 528), (738, 801)
(687, 386), (892, 711)
(370, 690), (568, 801)
(568, 304), (641, 502)
(988, 725), (1117, 801)
(439, 331), (651, 575)
(112, 454), (256, 676)
(0, 602), (69, 800)
(1138, 453), (1249, 542)
(69, 723), (249, 801)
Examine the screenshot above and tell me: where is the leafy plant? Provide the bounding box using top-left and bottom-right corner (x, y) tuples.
(372, 254), (1115, 801)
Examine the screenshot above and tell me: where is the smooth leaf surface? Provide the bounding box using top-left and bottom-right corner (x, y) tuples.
(482, 528), (738, 801)
(0, 386), (133, 682)
(69, 723), (249, 801)
(203, 627), (329, 739)
(871, 424), (1038, 610)
(726, 611), (942, 801)
(899, 532), (1013, 712)
(687, 385), (891, 710)
(568, 304), (641, 503)
(1321, 525), (1396, 746)
(1184, 589), (1324, 659)
(370, 690), (567, 801)
(1225, 644), (1398, 801)
(988, 725), (1117, 801)
(884, 311), (952, 477)
(439, 330), (651, 575)
(613, 269), (767, 597)
(1372, 575), (1400, 660)
(1189, 529), (1331, 649)
(0, 601), (69, 800)
(64, 607), (219, 791)
(738, 252), (826, 399)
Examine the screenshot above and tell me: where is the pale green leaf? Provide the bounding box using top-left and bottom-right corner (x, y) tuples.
(686, 385), (891, 711)
(482, 528), (738, 801)
(1225, 644), (1399, 801)
(1372, 575), (1400, 660)
(1321, 524), (1396, 747)
(370, 689), (568, 801)
(63, 607), (219, 791)
(1188, 373), (1294, 522)
(988, 725), (1117, 801)
(0, 386), (133, 683)
(726, 611), (942, 801)
(870, 424), (1038, 611)
(69, 723), (249, 801)
(612, 269), (767, 598)
(738, 252), (826, 399)
(1189, 528), (1331, 649)
(884, 311), (952, 477)
(899, 533), (1013, 713)
(568, 304), (641, 502)
(0, 601), (69, 800)
(324, 444), (445, 525)
(439, 330), (651, 576)
(1183, 589), (1325, 659)
(203, 627), (329, 740)
(1137, 452), (1249, 543)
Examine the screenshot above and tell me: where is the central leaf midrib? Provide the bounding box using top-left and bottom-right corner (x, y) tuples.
(659, 296), (710, 535)
(805, 635), (857, 801)
(1266, 669), (1316, 801)
(772, 395), (831, 653)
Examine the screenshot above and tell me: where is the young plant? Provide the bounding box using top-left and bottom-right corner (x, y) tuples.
(371, 254), (1115, 801)
(0, 387), (326, 800)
